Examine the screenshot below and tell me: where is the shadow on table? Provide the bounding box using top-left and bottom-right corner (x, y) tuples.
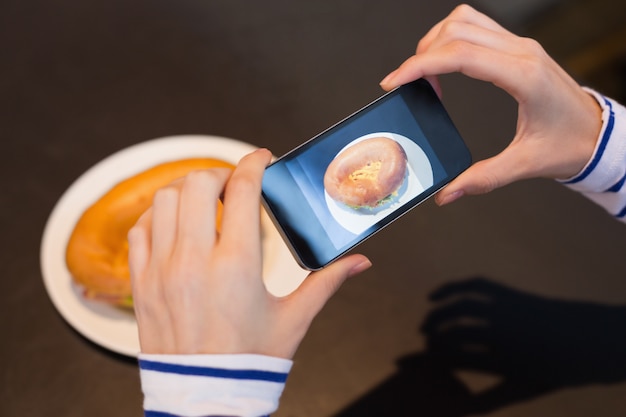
(332, 277), (626, 417)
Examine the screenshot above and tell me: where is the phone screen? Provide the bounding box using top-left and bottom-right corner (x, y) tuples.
(262, 79), (471, 270)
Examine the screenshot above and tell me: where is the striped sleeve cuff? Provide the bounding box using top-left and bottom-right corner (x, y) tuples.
(559, 89), (626, 221)
(138, 353), (292, 417)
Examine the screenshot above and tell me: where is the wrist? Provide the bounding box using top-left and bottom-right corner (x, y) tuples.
(559, 89), (626, 193)
(139, 353), (292, 416)
(556, 88), (605, 181)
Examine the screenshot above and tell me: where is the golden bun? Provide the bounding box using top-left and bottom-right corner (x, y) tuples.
(65, 158), (234, 306)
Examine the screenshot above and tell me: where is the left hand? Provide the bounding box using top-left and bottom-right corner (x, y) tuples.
(128, 148), (372, 358)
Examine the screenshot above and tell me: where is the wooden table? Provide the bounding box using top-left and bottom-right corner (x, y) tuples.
(3, 1), (626, 415)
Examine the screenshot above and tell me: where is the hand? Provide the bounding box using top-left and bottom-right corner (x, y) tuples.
(380, 4), (602, 205)
(128, 148), (372, 358)
(421, 277), (626, 410)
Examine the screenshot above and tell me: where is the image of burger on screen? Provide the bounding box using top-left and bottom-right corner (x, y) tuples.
(323, 132), (434, 235)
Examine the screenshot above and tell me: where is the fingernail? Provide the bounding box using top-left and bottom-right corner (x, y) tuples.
(379, 70), (397, 88)
(437, 190), (464, 206)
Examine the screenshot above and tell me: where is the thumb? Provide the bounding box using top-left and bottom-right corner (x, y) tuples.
(435, 148), (526, 206)
(288, 254), (372, 323)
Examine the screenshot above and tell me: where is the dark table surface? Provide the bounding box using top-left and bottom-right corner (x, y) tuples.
(4, 0), (626, 416)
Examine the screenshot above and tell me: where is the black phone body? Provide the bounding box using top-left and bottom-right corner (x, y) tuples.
(261, 79), (471, 270)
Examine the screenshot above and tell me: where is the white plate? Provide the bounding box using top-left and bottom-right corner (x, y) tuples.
(40, 135), (308, 357)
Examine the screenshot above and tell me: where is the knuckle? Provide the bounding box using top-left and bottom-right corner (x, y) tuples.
(180, 169), (230, 199)
(483, 174), (501, 193)
(127, 225), (143, 246)
(416, 37), (428, 53)
(185, 169), (208, 182)
(473, 161), (501, 194)
(517, 38), (549, 79)
(451, 4), (476, 19)
(184, 169), (218, 188)
(520, 37), (545, 56)
(171, 247), (203, 272)
(227, 173), (258, 195)
(153, 185), (179, 203)
(439, 20), (463, 39)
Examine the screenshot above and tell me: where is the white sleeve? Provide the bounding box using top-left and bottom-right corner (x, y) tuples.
(138, 353), (292, 417)
(559, 89), (626, 222)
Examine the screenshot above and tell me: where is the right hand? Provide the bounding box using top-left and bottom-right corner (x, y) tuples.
(380, 4), (602, 205)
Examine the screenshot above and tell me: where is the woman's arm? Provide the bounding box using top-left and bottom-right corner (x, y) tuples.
(128, 149), (371, 416)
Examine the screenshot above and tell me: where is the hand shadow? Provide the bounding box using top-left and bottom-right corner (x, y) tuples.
(332, 277), (626, 417)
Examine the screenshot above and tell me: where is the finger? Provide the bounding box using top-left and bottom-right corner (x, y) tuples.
(470, 383), (547, 414)
(424, 75), (443, 98)
(427, 324), (493, 353)
(381, 37), (531, 95)
(150, 185), (180, 261)
(128, 209), (178, 354)
(127, 208), (152, 283)
(421, 299), (491, 334)
(285, 254), (371, 326)
(428, 343), (498, 374)
(177, 168), (232, 253)
(426, 22), (519, 58)
(417, 4), (511, 55)
(219, 148), (272, 257)
(429, 277), (504, 301)
(381, 4), (512, 90)
(434, 146), (528, 205)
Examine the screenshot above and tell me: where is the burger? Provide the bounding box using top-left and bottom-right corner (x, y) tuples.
(65, 158), (233, 307)
(324, 137), (408, 209)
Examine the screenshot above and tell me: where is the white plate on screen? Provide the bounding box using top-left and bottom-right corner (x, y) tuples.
(40, 135), (308, 357)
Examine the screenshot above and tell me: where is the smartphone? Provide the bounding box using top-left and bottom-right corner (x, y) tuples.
(261, 78), (471, 270)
